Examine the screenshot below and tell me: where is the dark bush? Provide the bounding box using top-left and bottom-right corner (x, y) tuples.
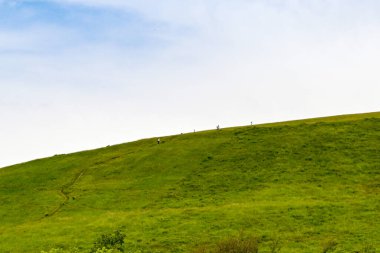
(91, 230), (126, 253)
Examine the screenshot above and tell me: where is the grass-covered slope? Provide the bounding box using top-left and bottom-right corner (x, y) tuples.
(0, 112), (379, 252)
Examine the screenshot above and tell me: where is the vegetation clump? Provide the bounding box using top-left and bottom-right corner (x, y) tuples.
(91, 230), (126, 253)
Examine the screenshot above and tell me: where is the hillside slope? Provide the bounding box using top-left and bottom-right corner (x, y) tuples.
(0, 112), (379, 252)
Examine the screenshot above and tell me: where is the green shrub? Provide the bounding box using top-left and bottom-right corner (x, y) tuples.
(91, 230), (126, 253)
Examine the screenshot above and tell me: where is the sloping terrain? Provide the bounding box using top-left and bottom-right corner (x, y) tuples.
(0, 112), (379, 252)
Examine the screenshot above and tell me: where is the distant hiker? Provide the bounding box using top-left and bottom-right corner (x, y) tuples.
(157, 138), (161, 144)
(217, 125), (220, 130)
(194, 129), (195, 133)
(251, 121), (253, 126)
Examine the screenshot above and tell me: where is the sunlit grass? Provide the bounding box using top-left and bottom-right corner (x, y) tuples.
(0, 112), (379, 252)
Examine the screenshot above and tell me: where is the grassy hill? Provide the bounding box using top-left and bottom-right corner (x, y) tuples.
(0, 112), (379, 253)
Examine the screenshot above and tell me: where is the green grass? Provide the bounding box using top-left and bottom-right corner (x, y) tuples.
(0, 112), (379, 253)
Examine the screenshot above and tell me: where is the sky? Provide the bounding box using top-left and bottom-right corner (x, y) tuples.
(1, 0), (379, 168)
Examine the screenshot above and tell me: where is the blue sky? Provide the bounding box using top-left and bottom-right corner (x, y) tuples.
(1, 0), (380, 167)
(0, 1), (185, 54)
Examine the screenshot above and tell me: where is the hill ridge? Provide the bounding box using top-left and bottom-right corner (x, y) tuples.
(2, 111), (379, 170)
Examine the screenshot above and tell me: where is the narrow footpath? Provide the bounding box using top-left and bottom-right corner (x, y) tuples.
(42, 169), (86, 219)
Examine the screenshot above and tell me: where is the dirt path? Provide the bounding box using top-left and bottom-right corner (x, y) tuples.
(43, 169), (86, 219)
(40, 156), (120, 220)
